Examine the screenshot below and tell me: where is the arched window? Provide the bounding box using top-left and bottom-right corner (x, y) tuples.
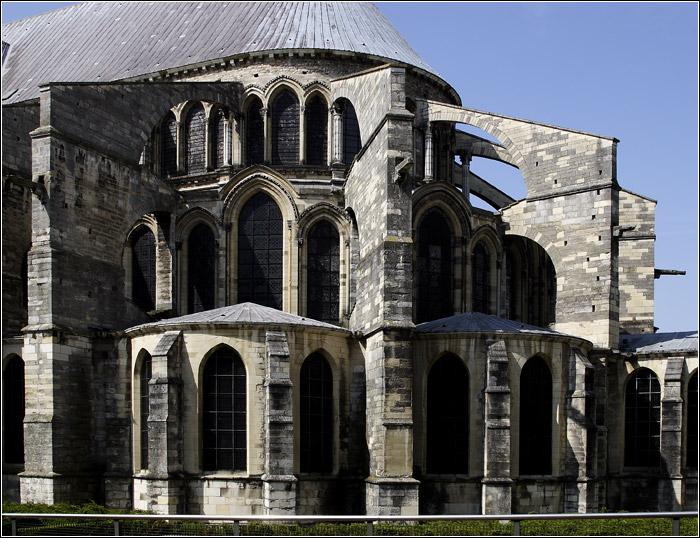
(305, 95), (328, 165)
(140, 354), (152, 470)
(472, 241), (491, 314)
(687, 372), (698, 468)
(246, 98), (264, 166)
(427, 354), (469, 474)
(185, 103), (206, 175)
(307, 220), (340, 324)
(300, 353), (333, 473)
(161, 112), (177, 178)
(624, 369), (661, 467)
(212, 108), (227, 169)
(520, 356), (552, 475)
(132, 227), (156, 311)
(343, 101), (361, 165)
(188, 223), (216, 313)
(203, 347), (246, 472)
(238, 192), (283, 310)
(271, 89), (300, 165)
(416, 210), (453, 323)
(3, 355), (25, 465)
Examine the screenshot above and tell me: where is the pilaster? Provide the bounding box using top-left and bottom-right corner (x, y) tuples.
(660, 357), (685, 510)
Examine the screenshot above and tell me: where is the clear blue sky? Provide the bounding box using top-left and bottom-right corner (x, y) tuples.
(3, 1), (698, 333)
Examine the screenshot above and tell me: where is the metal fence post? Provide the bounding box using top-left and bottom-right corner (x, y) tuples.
(513, 519), (520, 536)
(366, 519), (373, 536)
(114, 519), (121, 536)
(234, 520), (240, 536)
(672, 516), (680, 536)
(11, 518), (17, 536)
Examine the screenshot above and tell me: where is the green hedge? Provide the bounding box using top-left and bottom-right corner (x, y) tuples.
(3, 501), (697, 536)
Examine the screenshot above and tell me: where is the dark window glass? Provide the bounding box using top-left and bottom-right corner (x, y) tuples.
(140, 354), (152, 470)
(307, 220), (340, 324)
(520, 356), (552, 475)
(343, 101), (361, 165)
(161, 112), (177, 178)
(132, 227), (156, 311)
(203, 348), (246, 471)
(472, 242), (490, 314)
(3, 355), (24, 464)
(185, 103), (206, 175)
(416, 210), (453, 323)
(237, 192), (283, 309)
(624, 369), (661, 467)
(688, 373), (698, 468)
(300, 353), (333, 473)
(188, 224), (216, 313)
(213, 108), (226, 169)
(306, 96), (328, 165)
(427, 354), (469, 474)
(246, 98), (264, 166)
(271, 90), (300, 165)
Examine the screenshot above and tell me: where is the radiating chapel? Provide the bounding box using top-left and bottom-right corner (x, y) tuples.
(2, 2), (697, 515)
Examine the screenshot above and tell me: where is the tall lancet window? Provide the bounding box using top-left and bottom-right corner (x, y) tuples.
(161, 112), (177, 178)
(238, 192), (283, 309)
(246, 98), (264, 166)
(305, 95), (328, 165)
(185, 103), (206, 175)
(188, 223), (216, 313)
(427, 354), (469, 474)
(271, 89), (299, 165)
(472, 241), (491, 314)
(300, 353), (333, 473)
(519, 356), (552, 475)
(343, 101), (361, 165)
(307, 220), (340, 324)
(625, 369), (661, 467)
(132, 227), (156, 312)
(140, 354), (152, 470)
(416, 210), (453, 323)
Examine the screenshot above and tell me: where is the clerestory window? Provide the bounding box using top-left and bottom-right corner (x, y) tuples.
(416, 209), (453, 323)
(306, 220), (340, 324)
(271, 89), (300, 166)
(188, 223), (216, 313)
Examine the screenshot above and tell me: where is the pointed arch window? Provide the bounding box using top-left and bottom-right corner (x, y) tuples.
(203, 347), (247, 472)
(416, 210), (453, 323)
(238, 192), (283, 309)
(427, 354), (469, 474)
(343, 101), (361, 165)
(271, 89), (300, 165)
(472, 241), (491, 314)
(188, 223), (216, 313)
(624, 369), (661, 467)
(161, 112), (177, 178)
(132, 227), (156, 311)
(687, 372), (698, 468)
(246, 98), (264, 166)
(185, 103), (206, 175)
(140, 354), (152, 470)
(212, 108), (227, 169)
(300, 353), (333, 473)
(306, 95), (328, 165)
(520, 356), (552, 475)
(3, 355), (25, 465)
(307, 220), (340, 324)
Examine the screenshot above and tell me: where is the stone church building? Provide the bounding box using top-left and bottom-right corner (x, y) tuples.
(2, 2), (697, 516)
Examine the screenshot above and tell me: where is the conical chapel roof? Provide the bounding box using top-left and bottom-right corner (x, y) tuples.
(1, 1), (440, 105)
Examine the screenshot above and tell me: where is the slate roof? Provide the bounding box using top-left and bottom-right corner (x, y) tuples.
(127, 302), (349, 333)
(619, 331), (698, 355)
(414, 311), (580, 339)
(1, 1), (439, 105)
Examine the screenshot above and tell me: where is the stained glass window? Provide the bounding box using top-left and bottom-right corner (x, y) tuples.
(271, 90), (300, 165)
(246, 98), (264, 166)
(185, 103), (206, 175)
(416, 210), (453, 323)
(427, 354), (469, 474)
(520, 356), (552, 475)
(625, 369), (661, 467)
(188, 224), (216, 313)
(472, 242), (490, 314)
(343, 101), (361, 165)
(307, 220), (339, 324)
(300, 353), (333, 473)
(203, 348), (246, 471)
(238, 192), (283, 310)
(161, 112), (177, 178)
(132, 227), (156, 311)
(306, 95), (328, 165)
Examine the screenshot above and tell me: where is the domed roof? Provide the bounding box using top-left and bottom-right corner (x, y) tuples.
(1, 1), (440, 105)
